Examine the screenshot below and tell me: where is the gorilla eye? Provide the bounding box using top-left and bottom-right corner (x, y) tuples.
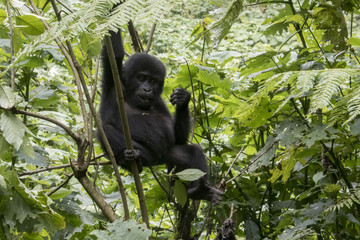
(137, 73), (146, 81)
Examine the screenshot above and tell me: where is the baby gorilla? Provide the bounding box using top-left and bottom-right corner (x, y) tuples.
(99, 31), (222, 202)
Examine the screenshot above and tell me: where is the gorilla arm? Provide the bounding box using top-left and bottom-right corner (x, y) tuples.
(170, 88), (191, 144)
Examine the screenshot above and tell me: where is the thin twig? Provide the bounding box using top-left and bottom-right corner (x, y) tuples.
(225, 147), (245, 179)
(217, 147), (244, 191)
(8, 107), (81, 143)
(105, 35), (149, 227)
(56, 0), (74, 13)
(47, 174), (74, 196)
(91, 56), (100, 103)
(226, 141), (279, 184)
(184, 58), (196, 143)
(127, 20), (144, 53)
(145, 23), (157, 53)
(19, 158), (108, 176)
(29, 0), (128, 221)
(149, 167), (176, 204)
(5, 0), (15, 88)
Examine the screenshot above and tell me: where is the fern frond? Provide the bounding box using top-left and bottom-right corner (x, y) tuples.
(209, 0), (243, 47)
(239, 69), (360, 125)
(8, 0), (173, 73)
(311, 69), (357, 111)
(344, 87), (360, 124)
(327, 94), (350, 126)
(296, 70), (317, 93)
(326, 188), (360, 212)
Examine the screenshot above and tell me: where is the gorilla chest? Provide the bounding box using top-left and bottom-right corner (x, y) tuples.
(127, 110), (175, 146)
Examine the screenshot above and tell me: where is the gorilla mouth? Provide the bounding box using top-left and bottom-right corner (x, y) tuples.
(138, 95), (151, 103)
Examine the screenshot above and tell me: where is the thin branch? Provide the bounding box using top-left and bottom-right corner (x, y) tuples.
(74, 166), (117, 222)
(225, 147), (245, 179)
(91, 56), (101, 103)
(29, 0), (129, 221)
(217, 147), (245, 191)
(56, 0), (74, 13)
(8, 107), (81, 143)
(47, 174), (74, 196)
(145, 23), (157, 53)
(226, 141), (279, 184)
(127, 20), (144, 53)
(149, 167), (176, 204)
(19, 158), (108, 176)
(72, 41), (130, 220)
(5, 0), (15, 89)
(105, 35), (149, 228)
(288, 0), (307, 49)
(184, 58), (196, 143)
(243, 0), (288, 7)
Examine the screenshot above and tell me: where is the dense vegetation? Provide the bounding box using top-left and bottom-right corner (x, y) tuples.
(1, 0), (360, 239)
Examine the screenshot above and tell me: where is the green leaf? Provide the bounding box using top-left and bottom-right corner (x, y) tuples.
(49, 188), (73, 200)
(80, 32), (102, 57)
(269, 147), (298, 183)
(30, 86), (59, 108)
(175, 168), (206, 181)
(313, 172), (325, 184)
(0, 111), (28, 150)
(349, 37), (360, 47)
(0, 135), (11, 159)
(105, 219), (151, 239)
(324, 184), (341, 193)
(16, 15), (45, 35)
(0, 85), (20, 108)
(198, 70), (231, 90)
(244, 219), (261, 240)
(0, 9), (6, 23)
(248, 136), (278, 173)
(0, 168), (65, 235)
(209, 51), (242, 63)
(174, 180), (187, 207)
(19, 137), (34, 159)
(209, 0), (243, 46)
(15, 145), (49, 167)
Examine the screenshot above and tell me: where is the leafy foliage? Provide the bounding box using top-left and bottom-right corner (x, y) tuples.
(1, 0), (360, 239)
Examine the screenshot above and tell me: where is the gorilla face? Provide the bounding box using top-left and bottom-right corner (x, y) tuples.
(123, 53), (166, 109)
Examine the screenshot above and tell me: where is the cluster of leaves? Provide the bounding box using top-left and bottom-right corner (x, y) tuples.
(1, 0), (360, 239)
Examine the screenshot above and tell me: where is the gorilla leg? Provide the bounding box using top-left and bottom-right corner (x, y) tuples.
(167, 144), (208, 173)
(166, 144), (222, 202)
(101, 123), (156, 172)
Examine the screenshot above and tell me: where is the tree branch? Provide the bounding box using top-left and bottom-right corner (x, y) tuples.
(145, 23), (157, 53)
(5, 0), (15, 89)
(105, 35), (149, 228)
(29, 0), (129, 221)
(127, 20), (144, 53)
(7, 107), (81, 143)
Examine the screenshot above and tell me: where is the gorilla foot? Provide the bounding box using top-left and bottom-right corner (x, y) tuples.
(187, 177), (223, 203)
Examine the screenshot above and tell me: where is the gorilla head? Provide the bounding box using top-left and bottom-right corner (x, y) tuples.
(123, 53), (166, 109)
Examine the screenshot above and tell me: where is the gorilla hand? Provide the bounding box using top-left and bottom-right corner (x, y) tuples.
(124, 149), (143, 172)
(170, 88), (190, 109)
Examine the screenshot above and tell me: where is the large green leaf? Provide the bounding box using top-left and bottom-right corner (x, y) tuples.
(174, 180), (187, 207)
(198, 70), (231, 89)
(0, 167), (65, 235)
(91, 219), (151, 240)
(16, 15), (45, 35)
(175, 168), (206, 181)
(0, 111), (28, 150)
(0, 9), (6, 23)
(0, 85), (20, 108)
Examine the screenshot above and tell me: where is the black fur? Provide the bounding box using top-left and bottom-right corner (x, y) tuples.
(99, 30), (222, 202)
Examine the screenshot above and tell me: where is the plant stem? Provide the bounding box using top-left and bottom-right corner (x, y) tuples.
(105, 36), (149, 228)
